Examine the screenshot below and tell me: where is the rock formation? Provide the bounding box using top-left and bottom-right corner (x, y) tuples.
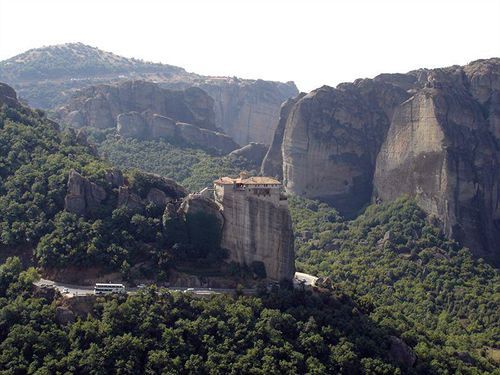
(278, 81), (409, 215)
(0, 82), (20, 108)
(169, 78), (298, 145)
(65, 168), (186, 217)
(373, 86), (499, 262)
(262, 93), (306, 179)
(264, 58), (500, 264)
(117, 111), (239, 153)
(214, 175), (295, 281)
(57, 80), (217, 131)
(64, 170), (107, 216)
(0, 43), (298, 145)
(229, 142), (269, 166)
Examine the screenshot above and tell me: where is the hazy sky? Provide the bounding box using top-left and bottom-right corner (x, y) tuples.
(0, 0), (499, 92)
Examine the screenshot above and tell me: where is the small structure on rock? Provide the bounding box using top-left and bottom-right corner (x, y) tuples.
(214, 173), (295, 281)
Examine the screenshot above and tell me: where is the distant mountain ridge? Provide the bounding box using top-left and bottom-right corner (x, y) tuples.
(0, 43), (298, 144)
(0, 42), (186, 81)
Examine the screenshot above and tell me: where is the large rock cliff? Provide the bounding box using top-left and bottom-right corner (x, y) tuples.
(279, 80), (409, 215)
(116, 111), (238, 153)
(57, 80), (217, 131)
(170, 78), (299, 145)
(265, 58), (500, 264)
(219, 194), (295, 281)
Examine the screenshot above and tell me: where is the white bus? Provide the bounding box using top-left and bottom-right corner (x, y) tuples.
(94, 283), (126, 295)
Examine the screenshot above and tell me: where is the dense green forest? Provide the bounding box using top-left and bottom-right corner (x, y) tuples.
(0, 259), (410, 374)
(289, 196), (500, 373)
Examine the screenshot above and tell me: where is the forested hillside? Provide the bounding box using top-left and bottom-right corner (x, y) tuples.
(289, 196), (500, 373)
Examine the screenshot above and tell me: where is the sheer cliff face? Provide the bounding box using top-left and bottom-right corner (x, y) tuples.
(217, 187), (295, 281)
(265, 58), (500, 264)
(280, 81), (409, 215)
(56, 80), (217, 131)
(195, 79), (298, 146)
(374, 84), (499, 263)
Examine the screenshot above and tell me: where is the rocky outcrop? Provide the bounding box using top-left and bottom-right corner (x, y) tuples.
(65, 169), (186, 216)
(57, 80), (217, 131)
(280, 81), (409, 216)
(219, 194), (295, 281)
(64, 170), (107, 216)
(262, 93), (306, 179)
(214, 180), (295, 281)
(0, 82), (20, 108)
(265, 58), (500, 264)
(373, 85), (500, 263)
(229, 142), (269, 166)
(117, 111), (239, 153)
(181, 78), (299, 145)
(180, 194), (224, 253)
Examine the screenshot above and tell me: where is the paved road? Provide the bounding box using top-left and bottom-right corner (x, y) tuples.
(34, 279), (253, 297)
(35, 272), (317, 298)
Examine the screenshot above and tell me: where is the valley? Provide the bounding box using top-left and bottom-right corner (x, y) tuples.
(0, 41), (498, 374)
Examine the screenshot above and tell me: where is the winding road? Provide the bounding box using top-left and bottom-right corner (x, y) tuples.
(34, 272), (317, 298)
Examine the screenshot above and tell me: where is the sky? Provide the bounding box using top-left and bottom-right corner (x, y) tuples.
(0, 0), (499, 92)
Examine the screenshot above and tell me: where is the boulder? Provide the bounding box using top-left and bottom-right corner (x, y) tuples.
(64, 170), (107, 216)
(229, 142), (269, 166)
(179, 194), (224, 254)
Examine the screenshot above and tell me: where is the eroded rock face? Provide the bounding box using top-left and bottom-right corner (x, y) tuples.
(266, 58), (500, 264)
(281, 81), (409, 216)
(193, 78), (299, 145)
(262, 93), (307, 179)
(0, 82), (20, 108)
(216, 185), (295, 281)
(374, 86), (500, 263)
(116, 111), (239, 153)
(57, 80), (217, 131)
(64, 170), (107, 216)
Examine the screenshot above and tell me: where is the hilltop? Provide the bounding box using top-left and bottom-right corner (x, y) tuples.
(0, 42), (186, 82)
